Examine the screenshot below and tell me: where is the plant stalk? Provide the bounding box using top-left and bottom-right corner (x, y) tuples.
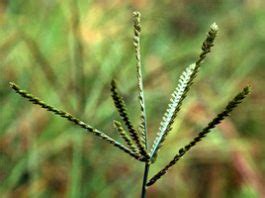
(141, 163), (150, 198)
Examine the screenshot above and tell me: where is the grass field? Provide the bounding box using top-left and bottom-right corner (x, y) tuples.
(0, 0), (264, 197)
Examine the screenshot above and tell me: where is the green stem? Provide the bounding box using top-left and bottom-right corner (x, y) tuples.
(141, 163), (150, 198)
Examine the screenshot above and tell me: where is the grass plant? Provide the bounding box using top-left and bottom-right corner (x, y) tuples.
(9, 11), (250, 198)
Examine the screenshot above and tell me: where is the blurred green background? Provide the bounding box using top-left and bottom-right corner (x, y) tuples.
(0, 0), (264, 197)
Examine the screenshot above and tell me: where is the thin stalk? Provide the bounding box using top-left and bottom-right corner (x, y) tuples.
(141, 163), (150, 198)
(133, 12), (150, 197)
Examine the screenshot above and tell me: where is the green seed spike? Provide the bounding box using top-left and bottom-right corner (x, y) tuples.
(113, 120), (139, 154)
(189, 22), (219, 89)
(193, 22), (218, 74)
(150, 22), (218, 162)
(147, 86), (250, 186)
(133, 11), (148, 148)
(110, 80), (149, 160)
(9, 82), (145, 162)
(150, 64), (196, 160)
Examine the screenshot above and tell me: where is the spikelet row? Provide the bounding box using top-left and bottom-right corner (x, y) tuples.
(150, 22), (219, 161)
(9, 82), (145, 161)
(150, 64), (196, 159)
(147, 87), (250, 186)
(110, 80), (149, 160)
(113, 120), (139, 154)
(133, 11), (148, 147)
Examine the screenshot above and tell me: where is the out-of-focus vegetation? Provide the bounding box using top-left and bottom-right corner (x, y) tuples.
(0, 0), (264, 197)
